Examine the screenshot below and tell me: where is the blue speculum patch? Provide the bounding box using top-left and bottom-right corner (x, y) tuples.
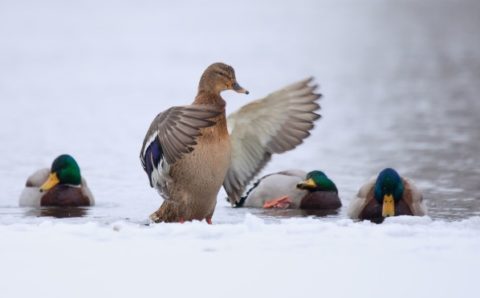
(143, 138), (164, 187)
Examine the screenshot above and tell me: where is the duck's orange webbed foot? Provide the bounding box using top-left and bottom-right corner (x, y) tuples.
(263, 196), (292, 209)
(206, 217), (212, 225)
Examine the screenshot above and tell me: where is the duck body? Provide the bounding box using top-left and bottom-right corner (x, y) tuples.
(241, 170), (306, 208)
(19, 155), (94, 207)
(239, 170), (342, 210)
(154, 107), (232, 222)
(348, 168), (426, 221)
(140, 63), (322, 223)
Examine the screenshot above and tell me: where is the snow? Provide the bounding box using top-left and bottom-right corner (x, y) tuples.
(3, 216), (480, 298)
(1, 0), (480, 297)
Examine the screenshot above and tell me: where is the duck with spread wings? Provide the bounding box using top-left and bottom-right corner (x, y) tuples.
(140, 62), (321, 223)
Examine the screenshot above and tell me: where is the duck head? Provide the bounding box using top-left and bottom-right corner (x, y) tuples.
(198, 63), (249, 95)
(40, 154), (82, 192)
(296, 170), (338, 193)
(374, 168), (404, 217)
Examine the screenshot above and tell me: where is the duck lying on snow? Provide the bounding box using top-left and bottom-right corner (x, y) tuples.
(348, 168), (427, 221)
(236, 170), (342, 210)
(19, 154), (95, 207)
(140, 62), (321, 223)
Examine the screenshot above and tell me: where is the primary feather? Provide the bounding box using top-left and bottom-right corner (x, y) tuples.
(224, 77), (321, 205)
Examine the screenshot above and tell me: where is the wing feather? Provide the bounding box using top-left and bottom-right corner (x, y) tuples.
(140, 104), (222, 186)
(224, 77), (321, 204)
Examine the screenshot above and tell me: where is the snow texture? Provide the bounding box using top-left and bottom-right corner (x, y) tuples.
(3, 216), (480, 298)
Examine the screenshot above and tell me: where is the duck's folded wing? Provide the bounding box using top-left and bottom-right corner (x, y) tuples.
(224, 77), (321, 205)
(347, 177), (376, 219)
(140, 105), (222, 186)
(403, 177), (427, 216)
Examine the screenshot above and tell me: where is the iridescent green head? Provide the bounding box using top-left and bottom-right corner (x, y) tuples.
(374, 168), (404, 217)
(296, 170), (338, 193)
(40, 154), (82, 192)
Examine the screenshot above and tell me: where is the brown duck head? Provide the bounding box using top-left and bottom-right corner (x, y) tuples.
(198, 62), (249, 95)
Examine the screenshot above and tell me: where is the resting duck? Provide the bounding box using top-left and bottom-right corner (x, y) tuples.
(19, 154), (95, 207)
(140, 62), (321, 223)
(347, 168), (427, 221)
(236, 170), (341, 210)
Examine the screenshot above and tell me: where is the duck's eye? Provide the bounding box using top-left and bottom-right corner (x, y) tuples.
(215, 71), (229, 78)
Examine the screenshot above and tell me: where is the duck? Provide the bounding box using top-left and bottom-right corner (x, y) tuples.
(347, 168), (427, 221)
(19, 154), (95, 207)
(236, 170), (342, 210)
(140, 62), (321, 223)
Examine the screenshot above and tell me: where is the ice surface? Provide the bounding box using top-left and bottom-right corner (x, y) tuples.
(1, 0), (479, 297)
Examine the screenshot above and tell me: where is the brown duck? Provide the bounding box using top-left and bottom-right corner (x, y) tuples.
(140, 62), (321, 223)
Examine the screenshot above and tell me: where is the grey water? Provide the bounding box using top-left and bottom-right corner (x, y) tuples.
(352, 0), (480, 220)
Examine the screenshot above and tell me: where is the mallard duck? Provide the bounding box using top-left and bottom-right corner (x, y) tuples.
(19, 154), (95, 207)
(347, 168), (427, 221)
(236, 170), (342, 210)
(140, 62), (321, 223)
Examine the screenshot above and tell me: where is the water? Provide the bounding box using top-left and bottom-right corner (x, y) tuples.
(0, 0), (479, 224)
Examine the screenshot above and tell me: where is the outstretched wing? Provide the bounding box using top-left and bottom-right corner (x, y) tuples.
(140, 105), (222, 192)
(224, 77), (321, 205)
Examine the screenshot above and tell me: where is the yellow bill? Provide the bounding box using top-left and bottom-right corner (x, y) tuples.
(382, 194), (395, 217)
(296, 178), (316, 190)
(40, 173), (60, 192)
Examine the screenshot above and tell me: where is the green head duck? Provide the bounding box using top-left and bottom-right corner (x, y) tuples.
(296, 170), (338, 193)
(374, 168), (404, 217)
(40, 154), (82, 192)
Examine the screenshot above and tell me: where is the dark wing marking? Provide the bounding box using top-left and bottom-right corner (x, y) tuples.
(143, 137), (164, 187)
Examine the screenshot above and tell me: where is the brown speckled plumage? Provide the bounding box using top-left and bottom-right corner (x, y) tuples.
(142, 63), (322, 223)
(147, 64), (235, 223)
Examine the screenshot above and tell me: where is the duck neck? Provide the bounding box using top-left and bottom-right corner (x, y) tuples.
(193, 87), (228, 136)
(194, 89), (226, 107)
(194, 73), (227, 106)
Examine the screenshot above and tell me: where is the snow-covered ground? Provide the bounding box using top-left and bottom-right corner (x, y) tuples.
(1, 0), (479, 297)
(3, 216), (480, 298)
